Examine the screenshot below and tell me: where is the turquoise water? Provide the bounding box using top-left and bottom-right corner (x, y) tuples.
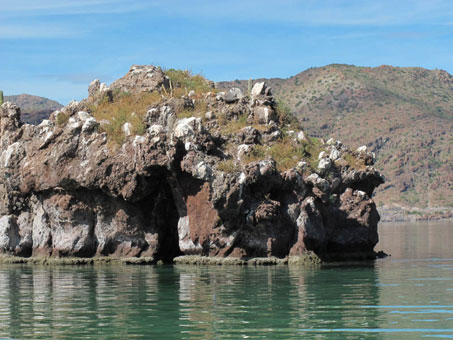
(0, 220), (452, 339)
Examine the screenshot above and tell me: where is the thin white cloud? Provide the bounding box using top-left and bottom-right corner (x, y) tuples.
(2, 0), (117, 10)
(0, 24), (84, 39)
(1, 0), (151, 17)
(0, 0), (124, 39)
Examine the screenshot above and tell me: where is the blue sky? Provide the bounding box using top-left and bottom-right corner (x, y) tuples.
(1, 0), (452, 104)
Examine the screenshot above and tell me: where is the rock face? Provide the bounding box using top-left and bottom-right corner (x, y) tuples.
(110, 65), (170, 93)
(0, 66), (384, 262)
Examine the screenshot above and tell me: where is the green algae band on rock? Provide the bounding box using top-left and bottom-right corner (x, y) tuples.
(0, 65), (384, 264)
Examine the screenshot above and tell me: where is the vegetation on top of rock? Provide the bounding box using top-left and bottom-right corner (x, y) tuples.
(164, 69), (214, 96)
(89, 91), (162, 145)
(175, 100), (208, 119)
(241, 135), (319, 172)
(3, 64), (378, 180)
(274, 98), (300, 130)
(78, 66), (216, 146)
(55, 111), (70, 127)
(74, 65), (369, 178)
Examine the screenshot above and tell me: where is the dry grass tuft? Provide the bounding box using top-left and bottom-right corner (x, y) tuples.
(301, 137), (325, 170)
(219, 114), (248, 134)
(56, 112), (69, 127)
(243, 144), (267, 164)
(176, 100), (208, 119)
(268, 139), (304, 171)
(275, 98), (301, 130)
(217, 159), (239, 173)
(89, 91), (162, 145)
(165, 69), (214, 96)
(243, 136), (326, 172)
(343, 152), (367, 170)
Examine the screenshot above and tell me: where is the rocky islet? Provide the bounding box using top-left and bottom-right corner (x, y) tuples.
(0, 65), (384, 264)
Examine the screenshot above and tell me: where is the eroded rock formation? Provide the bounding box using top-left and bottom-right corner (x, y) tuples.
(0, 65), (384, 262)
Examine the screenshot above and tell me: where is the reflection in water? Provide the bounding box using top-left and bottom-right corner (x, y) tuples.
(173, 265), (382, 339)
(377, 220), (453, 259)
(376, 221), (453, 340)
(0, 220), (451, 339)
(0, 264), (382, 339)
(292, 266), (381, 339)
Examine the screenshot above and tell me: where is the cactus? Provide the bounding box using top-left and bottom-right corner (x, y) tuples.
(247, 79), (252, 96)
(0, 91), (3, 105)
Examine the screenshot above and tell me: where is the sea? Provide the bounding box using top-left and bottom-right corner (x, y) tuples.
(0, 220), (452, 339)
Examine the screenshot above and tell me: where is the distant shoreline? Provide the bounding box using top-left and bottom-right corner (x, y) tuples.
(379, 207), (453, 223)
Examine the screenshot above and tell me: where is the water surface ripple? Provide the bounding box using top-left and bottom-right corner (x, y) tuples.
(0, 220), (451, 339)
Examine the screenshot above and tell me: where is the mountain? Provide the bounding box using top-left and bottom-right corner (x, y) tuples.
(5, 94), (63, 125)
(219, 65), (453, 214)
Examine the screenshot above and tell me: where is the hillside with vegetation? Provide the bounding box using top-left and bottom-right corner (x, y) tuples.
(219, 65), (453, 216)
(5, 94), (63, 124)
